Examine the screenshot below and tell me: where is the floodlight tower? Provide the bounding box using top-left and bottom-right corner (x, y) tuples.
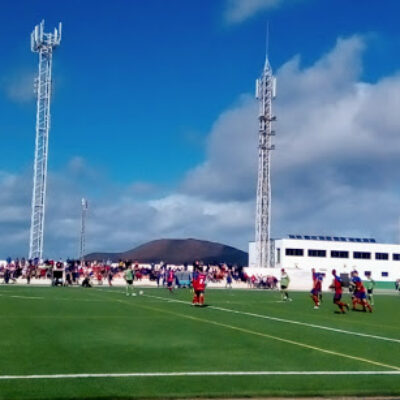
(29, 20), (62, 260)
(79, 198), (88, 263)
(255, 48), (277, 269)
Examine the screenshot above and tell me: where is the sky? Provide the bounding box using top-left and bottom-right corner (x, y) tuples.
(1, 0), (400, 258)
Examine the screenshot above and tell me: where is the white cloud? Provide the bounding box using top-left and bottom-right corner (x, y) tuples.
(182, 95), (258, 200)
(2, 70), (35, 104)
(224, 0), (285, 24)
(183, 36), (369, 197)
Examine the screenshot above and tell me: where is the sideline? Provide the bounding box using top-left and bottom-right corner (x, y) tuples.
(0, 370), (400, 380)
(0, 294), (44, 300)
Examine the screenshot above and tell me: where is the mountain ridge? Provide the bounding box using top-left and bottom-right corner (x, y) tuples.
(85, 238), (248, 265)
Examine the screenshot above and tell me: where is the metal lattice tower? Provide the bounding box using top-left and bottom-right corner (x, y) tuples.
(79, 198), (88, 262)
(29, 20), (62, 260)
(255, 50), (277, 268)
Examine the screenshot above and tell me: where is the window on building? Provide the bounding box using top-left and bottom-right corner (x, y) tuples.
(364, 271), (371, 277)
(381, 272), (389, 277)
(331, 250), (349, 258)
(353, 251), (371, 259)
(393, 253), (400, 261)
(277, 248), (281, 264)
(308, 249), (326, 257)
(285, 248), (304, 256)
(375, 252), (389, 260)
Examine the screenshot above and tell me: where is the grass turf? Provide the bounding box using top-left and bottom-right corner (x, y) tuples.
(0, 285), (399, 399)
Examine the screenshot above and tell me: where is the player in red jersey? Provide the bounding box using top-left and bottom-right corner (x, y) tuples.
(166, 268), (175, 293)
(329, 269), (349, 313)
(311, 268), (323, 303)
(192, 266), (207, 306)
(310, 270), (322, 309)
(350, 271), (372, 312)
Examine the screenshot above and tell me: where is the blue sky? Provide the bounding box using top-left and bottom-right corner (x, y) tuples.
(1, 0), (400, 258)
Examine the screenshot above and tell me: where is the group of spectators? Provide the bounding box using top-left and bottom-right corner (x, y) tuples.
(0, 257), (282, 290)
(246, 273), (279, 289)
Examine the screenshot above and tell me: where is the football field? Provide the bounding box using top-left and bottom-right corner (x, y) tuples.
(0, 285), (399, 399)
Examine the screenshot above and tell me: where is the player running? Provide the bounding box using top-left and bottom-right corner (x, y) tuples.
(280, 268), (291, 301)
(329, 269), (349, 314)
(350, 271), (372, 312)
(364, 272), (375, 306)
(310, 270), (322, 309)
(192, 266), (207, 307)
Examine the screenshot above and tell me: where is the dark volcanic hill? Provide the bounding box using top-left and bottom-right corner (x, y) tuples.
(85, 238), (248, 265)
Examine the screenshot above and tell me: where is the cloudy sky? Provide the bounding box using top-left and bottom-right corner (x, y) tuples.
(1, 0), (400, 258)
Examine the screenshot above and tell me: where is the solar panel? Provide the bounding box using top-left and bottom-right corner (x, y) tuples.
(287, 235), (377, 243)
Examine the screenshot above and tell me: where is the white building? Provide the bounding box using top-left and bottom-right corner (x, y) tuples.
(249, 235), (400, 289)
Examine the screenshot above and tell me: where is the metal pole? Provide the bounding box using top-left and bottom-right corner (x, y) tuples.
(255, 49), (276, 268)
(80, 198), (88, 263)
(29, 20), (62, 260)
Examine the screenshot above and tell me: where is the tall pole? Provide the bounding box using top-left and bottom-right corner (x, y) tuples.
(255, 48), (276, 268)
(80, 198), (88, 263)
(29, 20), (62, 260)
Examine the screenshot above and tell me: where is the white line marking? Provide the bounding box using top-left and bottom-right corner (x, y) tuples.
(0, 294), (45, 300)
(144, 294), (400, 344)
(0, 370), (399, 380)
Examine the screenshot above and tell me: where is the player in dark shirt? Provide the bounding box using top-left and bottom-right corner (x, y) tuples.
(329, 270), (349, 313)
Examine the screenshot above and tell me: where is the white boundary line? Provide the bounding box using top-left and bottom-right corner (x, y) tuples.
(0, 370), (399, 380)
(143, 294), (400, 344)
(0, 294), (44, 299)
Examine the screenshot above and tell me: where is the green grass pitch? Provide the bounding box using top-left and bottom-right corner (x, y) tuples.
(0, 285), (399, 399)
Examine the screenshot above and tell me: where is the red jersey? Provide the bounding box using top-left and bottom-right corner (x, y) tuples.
(333, 275), (342, 294)
(167, 270), (174, 283)
(313, 277), (322, 292)
(193, 272), (206, 291)
(352, 276), (366, 293)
